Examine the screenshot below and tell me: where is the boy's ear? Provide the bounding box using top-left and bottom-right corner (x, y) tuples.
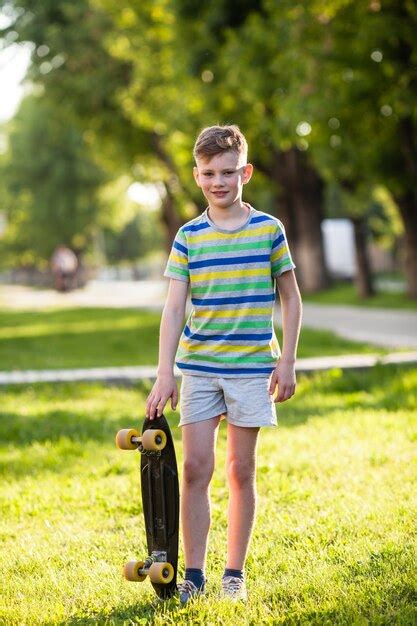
(193, 166), (201, 187)
(242, 163), (253, 184)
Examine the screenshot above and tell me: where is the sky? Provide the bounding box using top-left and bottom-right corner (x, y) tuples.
(0, 42), (31, 122)
(0, 8), (31, 123)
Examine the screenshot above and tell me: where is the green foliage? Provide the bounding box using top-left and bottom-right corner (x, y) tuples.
(0, 95), (106, 266)
(1, 0), (415, 282)
(103, 211), (164, 263)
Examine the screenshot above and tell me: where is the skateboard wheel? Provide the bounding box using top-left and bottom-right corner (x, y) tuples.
(141, 429), (167, 452)
(115, 429), (140, 450)
(123, 560), (146, 582)
(149, 562), (174, 584)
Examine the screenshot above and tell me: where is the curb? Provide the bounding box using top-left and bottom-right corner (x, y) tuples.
(0, 352), (416, 386)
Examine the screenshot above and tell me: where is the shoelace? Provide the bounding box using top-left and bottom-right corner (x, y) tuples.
(222, 576), (244, 591)
(178, 579), (198, 594)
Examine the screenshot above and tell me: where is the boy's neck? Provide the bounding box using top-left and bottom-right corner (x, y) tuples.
(207, 199), (249, 228)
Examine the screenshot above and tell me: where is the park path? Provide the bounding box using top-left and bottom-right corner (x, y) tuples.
(0, 351), (416, 386)
(1, 280), (416, 385)
(1, 280), (417, 349)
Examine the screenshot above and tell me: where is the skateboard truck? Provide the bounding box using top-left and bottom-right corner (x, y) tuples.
(115, 428), (167, 453)
(123, 551), (174, 584)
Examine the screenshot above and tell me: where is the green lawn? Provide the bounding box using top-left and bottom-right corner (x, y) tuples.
(0, 364), (416, 624)
(0, 307), (387, 371)
(303, 281), (417, 310)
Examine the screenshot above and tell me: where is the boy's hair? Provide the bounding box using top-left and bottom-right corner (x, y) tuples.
(193, 125), (248, 162)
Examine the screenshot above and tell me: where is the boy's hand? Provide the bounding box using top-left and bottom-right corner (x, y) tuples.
(268, 358), (296, 403)
(146, 374), (178, 420)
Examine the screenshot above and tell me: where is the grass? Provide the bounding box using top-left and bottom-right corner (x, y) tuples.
(303, 281), (417, 310)
(0, 307), (387, 371)
(0, 364), (416, 624)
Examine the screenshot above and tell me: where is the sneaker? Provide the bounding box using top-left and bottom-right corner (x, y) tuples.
(221, 575), (248, 601)
(177, 579), (205, 604)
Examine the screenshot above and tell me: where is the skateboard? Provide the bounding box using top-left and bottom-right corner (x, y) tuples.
(115, 414), (179, 599)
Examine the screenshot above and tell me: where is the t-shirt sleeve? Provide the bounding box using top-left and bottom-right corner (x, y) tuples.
(271, 220), (296, 277)
(163, 228), (190, 282)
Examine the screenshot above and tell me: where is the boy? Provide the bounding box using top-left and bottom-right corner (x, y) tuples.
(145, 125), (302, 603)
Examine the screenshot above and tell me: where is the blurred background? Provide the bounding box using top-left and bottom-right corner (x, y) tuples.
(0, 0), (415, 303)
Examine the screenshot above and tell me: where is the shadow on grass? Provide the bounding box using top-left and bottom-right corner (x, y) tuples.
(1, 364), (416, 478)
(59, 596), (181, 626)
(285, 363), (417, 425)
(0, 382), (183, 478)
(0, 307), (161, 370)
(55, 572), (417, 625)
(0, 330), (160, 371)
(0, 307), (160, 327)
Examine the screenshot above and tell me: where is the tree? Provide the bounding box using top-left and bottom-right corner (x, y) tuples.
(1, 95), (106, 266)
(312, 0), (417, 298)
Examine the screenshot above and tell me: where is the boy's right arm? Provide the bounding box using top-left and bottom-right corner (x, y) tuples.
(145, 278), (188, 419)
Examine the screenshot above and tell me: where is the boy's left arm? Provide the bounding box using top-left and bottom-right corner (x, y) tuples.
(269, 270), (303, 403)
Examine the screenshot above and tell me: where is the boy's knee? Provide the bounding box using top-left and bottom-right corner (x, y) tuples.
(227, 458), (254, 488)
(183, 457), (214, 487)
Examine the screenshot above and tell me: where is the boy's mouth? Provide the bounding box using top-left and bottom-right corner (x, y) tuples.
(212, 191), (228, 196)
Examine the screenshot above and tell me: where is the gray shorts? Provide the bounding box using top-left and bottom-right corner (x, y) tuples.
(179, 374), (278, 428)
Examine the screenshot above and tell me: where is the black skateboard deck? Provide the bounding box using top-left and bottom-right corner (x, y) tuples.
(115, 414), (179, 599)
(141, 415), (179, 598)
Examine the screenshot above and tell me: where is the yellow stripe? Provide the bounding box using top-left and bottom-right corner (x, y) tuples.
(193, 307), (272, 317)
(179, 340), (274, 354)
(271, 246), (288, 263)
(191, 268), (270, 282)
(188, 225), (275, 244)
(170, 253), (187, 265)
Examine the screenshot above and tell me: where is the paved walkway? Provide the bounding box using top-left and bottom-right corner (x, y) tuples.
(1, 280), (416, 386)
(1, 280), (416, 349)
(276, 303), (417, 349)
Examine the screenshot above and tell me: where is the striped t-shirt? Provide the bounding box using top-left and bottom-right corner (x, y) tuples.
(163, 203), (296, 377)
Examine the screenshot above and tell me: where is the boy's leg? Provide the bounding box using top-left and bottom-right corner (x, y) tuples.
(181, 415), (222, 569)
(225, 423), (260, 570)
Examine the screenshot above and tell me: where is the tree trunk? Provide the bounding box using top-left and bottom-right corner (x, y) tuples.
(270, 147), (330, 293)
(351, 216), (375, 298)
(396, 192), (417, 299)
(160, 183), (183, 254)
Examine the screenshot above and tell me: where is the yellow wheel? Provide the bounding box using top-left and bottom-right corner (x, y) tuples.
(123, 560), (146, 582)
(141, 429), (167, 451)
(115, 429), (140, 450)
(149, 561), (174, 584)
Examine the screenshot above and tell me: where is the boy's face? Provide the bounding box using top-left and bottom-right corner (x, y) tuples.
(193, 151), (253, 210)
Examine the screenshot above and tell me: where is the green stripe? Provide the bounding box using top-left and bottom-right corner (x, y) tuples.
(188, 240), (270, 257)
(168, 265), (188, 277)
(191, 281), (272, 294)
(178, 229), (187, 243)
(192, 321), (272, 331)
(181, 353), (275, 364)
(272, 259), (293, 273)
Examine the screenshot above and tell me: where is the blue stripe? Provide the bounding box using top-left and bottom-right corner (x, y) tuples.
(251, 215), (275, 225)
(182, 221), (210, 233)
(173, 240), (188, 254)
(191, 293), (275, 306)
(177, 362), (275, 375)
(189, 254), (270, 269)
(184, 325), (272, 342)
(272, 233), (285, 249)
